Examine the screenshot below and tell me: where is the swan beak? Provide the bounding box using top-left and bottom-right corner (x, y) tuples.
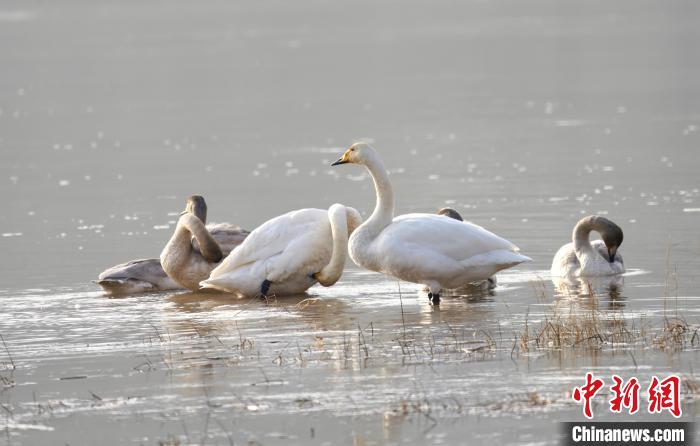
(331, 149), (351, 166)
(331, 157), (347, 166)
(607, 246), (617, 263)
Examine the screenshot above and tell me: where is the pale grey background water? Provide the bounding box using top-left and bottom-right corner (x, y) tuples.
(1, 1), (699, 445)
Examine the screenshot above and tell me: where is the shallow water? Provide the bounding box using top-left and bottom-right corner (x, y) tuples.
(1, 0), (700, 444)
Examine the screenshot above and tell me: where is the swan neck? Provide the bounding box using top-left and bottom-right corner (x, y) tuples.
(573, 219), (596, 257)
(364, 155), (394, 232)
(170, 224), (193, 249)
(316, 206), (349, 286)
(179, 215), (223, 263)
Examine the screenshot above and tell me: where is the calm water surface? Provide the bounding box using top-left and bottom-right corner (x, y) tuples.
(1, 0), (699, 444)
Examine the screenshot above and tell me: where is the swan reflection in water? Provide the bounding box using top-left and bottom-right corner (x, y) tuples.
(552, 273), (625, 302)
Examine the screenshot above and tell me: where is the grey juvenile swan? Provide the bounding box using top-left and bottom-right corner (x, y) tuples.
(96, 259), (181, 296)
(161, 195), (249, 291)
(96, 196), (249, 295)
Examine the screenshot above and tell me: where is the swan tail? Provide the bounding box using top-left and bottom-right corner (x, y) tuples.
(461, 250), (532, 270)
(199, 277), (234, 293)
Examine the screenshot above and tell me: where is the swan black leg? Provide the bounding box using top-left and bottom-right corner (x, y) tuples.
(260, 279), (271, 298)
(428, 292), (440, 304)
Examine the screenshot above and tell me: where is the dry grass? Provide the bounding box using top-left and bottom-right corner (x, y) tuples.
(517, 304), (638, 353)
(515, 280), (699, 355)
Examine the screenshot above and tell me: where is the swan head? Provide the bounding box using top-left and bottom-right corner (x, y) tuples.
(437, 207), (463, 221)
(602, 224), (623, 263)
(586, 216), (623, 263)
(331, 142), (376, 166)
(182, 195), (208, 223)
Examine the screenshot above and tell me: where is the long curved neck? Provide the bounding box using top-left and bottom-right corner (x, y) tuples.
(316, 205), (349, 286)
(362, 153), (394, 235)
(573, 218), (596, 259)
(177, 214), (223, 263)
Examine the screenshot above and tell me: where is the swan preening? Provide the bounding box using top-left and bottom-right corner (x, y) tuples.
(551, 215), (625, 277)
(199, 204), (363, 297)
(331, 143), (530, 303)
(160, 195), (249, 291)
(96, 195), (248, 295)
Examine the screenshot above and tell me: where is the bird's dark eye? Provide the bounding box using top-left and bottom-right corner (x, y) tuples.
(350, 148), (355, 151)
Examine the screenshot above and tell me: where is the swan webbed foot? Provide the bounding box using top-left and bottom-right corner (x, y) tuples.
(260, 279), (271, 298)
(428, 292), (440, 305)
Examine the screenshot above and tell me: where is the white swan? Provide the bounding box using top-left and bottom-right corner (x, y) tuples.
(160, 195), (249, 291)
(551, 215), (624, 277)
(331, 143), (530, 304)
(199, 204), (363, 297)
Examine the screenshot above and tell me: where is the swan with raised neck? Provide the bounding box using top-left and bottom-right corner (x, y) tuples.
(551, 215), (625, 277)
(331, 142), (530, 303)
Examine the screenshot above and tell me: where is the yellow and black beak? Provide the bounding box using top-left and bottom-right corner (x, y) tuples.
(331, 149), (352, 166)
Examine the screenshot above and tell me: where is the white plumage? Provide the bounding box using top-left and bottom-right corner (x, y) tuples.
(200, 204), (362, 297)
(353, 213), (527, 289)
(551, 215), (625, 277)
(331, 143), (530, 299)
(552, 240), (625, 277)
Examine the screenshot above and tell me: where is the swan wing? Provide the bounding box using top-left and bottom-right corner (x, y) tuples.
(384, 214), (522, 262)
(98, 258), (168, 282)
(208, 209), (326, 277)
(191, 223), (250, 256)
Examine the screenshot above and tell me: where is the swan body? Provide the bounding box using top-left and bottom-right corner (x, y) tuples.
(351, 213), (526, 289)
(435, 207), (497, 290)
(200, 204), (362, 297)
(161, 195), (249, 291)
(96, 222), (248, 295)
(331, 143), (530, 302)
(551, 215), (625, 277)
(96, 259), (181, 295)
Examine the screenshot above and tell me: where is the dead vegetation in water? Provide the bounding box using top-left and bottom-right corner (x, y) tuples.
(0, 333), (15, 388)
(514, 279), (700, 356)
(515, 305), (641, 353)
(384, 389), (561, 425)
(653, 317), (699, 350)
